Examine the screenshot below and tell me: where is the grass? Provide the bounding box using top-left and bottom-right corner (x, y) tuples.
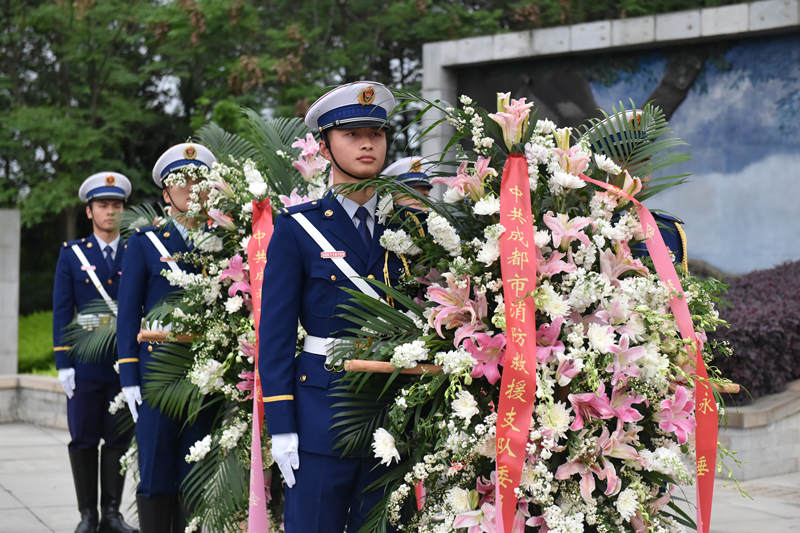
(18, 311), (56, 375)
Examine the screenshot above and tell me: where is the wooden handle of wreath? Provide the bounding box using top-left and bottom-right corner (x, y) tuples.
(137, 330), (194, 343)
(711, 382), (740, 394)
(343, 360), (443, 375)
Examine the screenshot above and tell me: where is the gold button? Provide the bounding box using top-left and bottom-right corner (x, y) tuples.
(147, 345), (153, 352)
(299, 375), (307, 383)
(124, 244), (127, 248)
(324, 209), (334, 217)
(163, 232), (170, 238)
(85, 279), (90, 284)
(330, 274), (337, 281)
(367, 274), (375, 280)
(107, 279), (113, 285)
(86, 242), (93, 248)
(311, 201), (318, 205)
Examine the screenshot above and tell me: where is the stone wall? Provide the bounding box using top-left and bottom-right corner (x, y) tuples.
(0, 375), (68, 429)
(0, 210), (20, 374)
(719, 380), (800, 480)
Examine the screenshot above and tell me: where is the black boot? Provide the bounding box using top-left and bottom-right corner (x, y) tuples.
(68, 448), (99, 533)
(99, 447), (138, 533)
(171, 498), (188, 533)
(136, 494), (175, 533)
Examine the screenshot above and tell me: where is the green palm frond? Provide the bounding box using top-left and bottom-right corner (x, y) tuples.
(355, 464), (411, 533)
(61, 299), (118, 363)
(143, 292), (185, 325)
(182, 441), (249, 533)
(241, 109), (309, 195)
(195, 121), (259, 164)
(121, 203), (167, 238)
(142, 343), (204, 421)
(580, 101), (690, 200)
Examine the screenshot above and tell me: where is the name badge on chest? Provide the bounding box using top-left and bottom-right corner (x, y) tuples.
(320, 250), (346, 259)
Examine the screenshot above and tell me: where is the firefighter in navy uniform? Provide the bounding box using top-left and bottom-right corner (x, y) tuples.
(52, 172), (137, 533)
(258, 81), (405, 533)
(383, 155), (434, 209)
(115, 143), (217, 533)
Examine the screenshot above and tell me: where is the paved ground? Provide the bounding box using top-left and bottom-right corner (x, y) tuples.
(1, 422), (799, 532)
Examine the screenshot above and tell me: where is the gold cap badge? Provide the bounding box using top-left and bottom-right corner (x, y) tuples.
(410, 159), (422, 173)
(357, 86), (376, 106)
(105, 175), (116, 186)
(184, 145), (197, 159)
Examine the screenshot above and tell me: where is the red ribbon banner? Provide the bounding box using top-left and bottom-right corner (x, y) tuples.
(578, 174), (718, 533)
(496, 154), (539, 532)
(247, 199), (274, 532)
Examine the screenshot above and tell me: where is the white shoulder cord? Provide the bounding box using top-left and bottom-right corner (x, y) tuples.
(71, 245), (118, 315)
(144, 231), (183, 275)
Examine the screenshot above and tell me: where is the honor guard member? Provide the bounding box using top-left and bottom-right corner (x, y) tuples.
(581, 112), (688, 269)
(52, 172), (137, 533)
(259, 81), (405, 533)
(116, 143), (217, 533)
(383, 156), (433, 209)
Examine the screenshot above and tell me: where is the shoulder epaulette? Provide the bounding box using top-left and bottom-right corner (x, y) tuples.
(132, 225), (156, 236)
(281, 199), (322, 216)
(654, 213), (683, 225)
(64, 238), (84, 247)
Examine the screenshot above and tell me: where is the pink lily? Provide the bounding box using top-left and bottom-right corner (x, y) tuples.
(555, 456), (609, 502)
(607, 335), (645, 385)
(536, 317), (565, 364)
(631, 486), (674, 533)
(536, 248), (576, 279)
(555, 353), (582, 386)
(430, 161), (484, 201)
(453, 502), (497, 533)
(208, 174), (235, 199)
(235, 370), (255, 400)
(291, 133), (320, 158)
(293, 155), (328, 181)
(464, 332), (506, 385)
(657, 385), (696, 444)
(610, 384), (645, 423)
(219, 255), (251, 297)
(598, 421), (644, 464)
(614, 170), (643, 206)
(599, 241), (649, 284)
(489, 95), (534, 151)
(542, 211), (593, 251)
(208, 208), (236, 231)
(426, 273), (487, 346)
(279, 187), (311, 208)
(552, 144), (591, 175)
(568, 383), (615, 430)
(473, 156), (497, 181)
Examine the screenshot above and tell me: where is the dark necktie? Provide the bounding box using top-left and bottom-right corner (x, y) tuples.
(355, 206), (371, 248)
(104, 245), (114, 273)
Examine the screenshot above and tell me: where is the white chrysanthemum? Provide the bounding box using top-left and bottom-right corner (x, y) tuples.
(445, 487), (472, 514)
(535, 229), (551, 249)
(195, 234), (223, 253)
(427, 212), (462, 256)
(476, 224), (504, 265)
(434, 348), (476, 375)
(536, 119), (557, 135)
(224, 295), (244, 314)
(451, 390), (479, 421)
(535, 281), (570, 319)
(243, 160), (268, 197)
(372, 428), (401, 466)
(443, 187), (466, 204)
(185, 435), (212, 463)
(594, 153), (622, 175)
(184, 516), (202, 533)
(615, 488), (638, 521)
(550, 169), (586, 191)
(587, 323), (615, 354)
(473, 195), (500, 216)
(537, 401), (573, 440)
(380, 228), (422, 256)
(390, 340), (429, 368)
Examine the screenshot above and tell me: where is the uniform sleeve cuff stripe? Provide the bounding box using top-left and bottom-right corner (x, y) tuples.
(118, 358), (139, 364)
(263, 395), (294, 403)
(54, 346), (70, 351)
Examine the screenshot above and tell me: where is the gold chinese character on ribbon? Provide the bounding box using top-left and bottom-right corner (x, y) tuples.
(254, 250), (267, 263)
(509, 301), (526, 322)
(507, 249), (529, 269)
(509, 185), (523, 203)
(497, 439), (517, 459)
(508, 228), (529, 248)
(509, 275), (529, 297)
(508, 207), (527, 224)
(504, 378), (527, 402)
(509, 351), (529, 374)
(501, 406), (520, 431)
(696, 455), (709, 477)
(253, 230), (267, 243)
(511, 327), (527, 346)
(697, 395), (714, 415)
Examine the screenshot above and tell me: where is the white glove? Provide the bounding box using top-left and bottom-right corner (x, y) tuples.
(271, 432), (299, 488)
(122, 385), (142, 423)
(57, 368), (76, 399)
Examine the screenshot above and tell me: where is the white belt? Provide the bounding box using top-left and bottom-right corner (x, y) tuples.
(303, 335), (342, 365)
(77, 313), (113, 330)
